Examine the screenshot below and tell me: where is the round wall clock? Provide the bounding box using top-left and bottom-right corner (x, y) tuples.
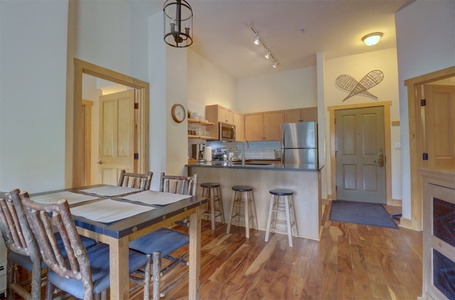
(171, 104), (186, 123)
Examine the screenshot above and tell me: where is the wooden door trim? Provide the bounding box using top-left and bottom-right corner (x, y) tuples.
(328, 101), (392, 205)
(73, 58), (150, 187)
(82, 100), (93, 185)
(404, 66), (455, 231)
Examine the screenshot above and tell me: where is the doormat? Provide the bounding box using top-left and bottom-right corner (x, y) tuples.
(329, 200), (399, 229)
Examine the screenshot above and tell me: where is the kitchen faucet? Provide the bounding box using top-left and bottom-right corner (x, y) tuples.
(242, 140), (249, 165)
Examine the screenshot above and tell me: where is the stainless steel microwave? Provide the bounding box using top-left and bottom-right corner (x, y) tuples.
(219, 122), (236, 141)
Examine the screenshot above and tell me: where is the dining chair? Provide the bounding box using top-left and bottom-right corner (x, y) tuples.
(118, 170), (153, 190)
(129, 172), (198, 300)
(0, 189), (41, 300)
(19, 192), (151, 300)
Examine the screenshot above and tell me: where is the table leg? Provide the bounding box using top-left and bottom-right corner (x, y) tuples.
(189, 206), (201, 300)
(109, 236), (130, 299)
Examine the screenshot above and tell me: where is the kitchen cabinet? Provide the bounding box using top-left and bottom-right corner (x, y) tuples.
(284, 107), (318, 123)
(206, 104), (243, 140)
(244, 111), (284, 141)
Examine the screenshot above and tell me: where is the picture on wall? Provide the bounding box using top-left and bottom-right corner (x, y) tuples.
(336, 70), (384, 102)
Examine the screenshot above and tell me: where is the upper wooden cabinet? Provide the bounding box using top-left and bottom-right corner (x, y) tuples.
(244, 110), (284, 141)
(205, 104), (243, 141)
(284, 107), (318, 123)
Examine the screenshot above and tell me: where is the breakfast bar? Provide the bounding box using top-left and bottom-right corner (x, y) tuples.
(187, 162), (323, 240)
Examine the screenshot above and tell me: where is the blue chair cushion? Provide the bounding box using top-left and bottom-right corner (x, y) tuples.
(8, 233), (97, 270)
(129, 228), (189, 256)
(48, 243), (148, 298)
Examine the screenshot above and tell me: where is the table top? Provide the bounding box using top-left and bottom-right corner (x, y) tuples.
(31, 185), (207, 239)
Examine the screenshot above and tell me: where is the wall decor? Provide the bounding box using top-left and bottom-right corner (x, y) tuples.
(336, 70), (384, 102)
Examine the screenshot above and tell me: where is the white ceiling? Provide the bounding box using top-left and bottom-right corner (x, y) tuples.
(130, 0), (413, 79)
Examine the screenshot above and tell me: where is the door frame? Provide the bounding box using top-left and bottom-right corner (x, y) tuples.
(81, 99), (93, 185)
(404, 66), (455, 231)
(72, 58), (149, 187)
(328, 101), (392, 205)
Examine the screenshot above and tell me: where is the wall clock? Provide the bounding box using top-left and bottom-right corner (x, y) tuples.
(171, 104), (186, 123)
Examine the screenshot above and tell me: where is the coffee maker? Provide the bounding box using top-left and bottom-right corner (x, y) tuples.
(191, 144), (205, 162)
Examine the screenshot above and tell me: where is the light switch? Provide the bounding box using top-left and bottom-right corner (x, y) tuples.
(394, 143), (401, 149)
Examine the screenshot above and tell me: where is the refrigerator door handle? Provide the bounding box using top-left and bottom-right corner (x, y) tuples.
(281, 128), (285, 163)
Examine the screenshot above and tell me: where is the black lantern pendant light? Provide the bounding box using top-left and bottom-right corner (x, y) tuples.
(163, 0), (193, 48)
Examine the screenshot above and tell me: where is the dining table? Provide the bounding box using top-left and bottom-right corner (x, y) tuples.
(30, 185), (207, 300)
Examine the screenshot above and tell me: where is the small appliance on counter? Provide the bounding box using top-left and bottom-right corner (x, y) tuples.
(212, 148), (227, 161)
(191, 144), (206, 162)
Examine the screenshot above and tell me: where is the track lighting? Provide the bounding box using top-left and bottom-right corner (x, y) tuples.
(246, 22), (280, 69)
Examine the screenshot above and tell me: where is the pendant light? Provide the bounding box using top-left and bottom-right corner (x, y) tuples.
(163, 0), (193, 48)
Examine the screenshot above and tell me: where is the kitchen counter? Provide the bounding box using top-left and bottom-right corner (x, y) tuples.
(187, 162), (323, 240)
(186, 161), (322, 171)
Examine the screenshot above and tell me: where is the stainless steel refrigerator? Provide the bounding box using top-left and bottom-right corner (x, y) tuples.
(281, 122), (318, 167)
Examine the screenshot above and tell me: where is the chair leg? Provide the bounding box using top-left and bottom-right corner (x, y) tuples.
(6, 257), (14, 300)
(249, 191), (258, 230)
(290, 195), (299, 237)
(46, 281), (54, 300)
(265, 196), (275, 242)
(216, 187), (225, 223)
(152, 252), (161, 300)
(143, 254), (152, 300)
(244, 192), (250, 238)
(284, 196), (293, 247)
(226, 191), (236, 234)
(30, 257), (42, 300)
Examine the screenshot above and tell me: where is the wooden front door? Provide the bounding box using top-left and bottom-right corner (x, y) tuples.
(335, 106), (386, 203)
(424, 84), (455, 169)
(98, 90), (135, 185)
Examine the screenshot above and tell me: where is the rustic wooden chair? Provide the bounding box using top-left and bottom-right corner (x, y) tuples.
(20, 192), (151, 300)
(0, 189), (41, 300)
(129, 172), (198, 299)
(118, 170), (153, 190)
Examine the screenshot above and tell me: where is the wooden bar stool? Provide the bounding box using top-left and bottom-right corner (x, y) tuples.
(200, 182), (225, 230)
(265, 189), (298, 247)
(226, 185), (258, 238)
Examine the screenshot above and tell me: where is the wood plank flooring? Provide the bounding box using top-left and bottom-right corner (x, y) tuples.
(3, 204), (422, 300)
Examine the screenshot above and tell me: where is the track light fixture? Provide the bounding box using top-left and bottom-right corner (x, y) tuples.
(246, 22), (280, 69)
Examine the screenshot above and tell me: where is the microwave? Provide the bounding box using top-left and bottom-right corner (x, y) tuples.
(219, 122), (236, 141)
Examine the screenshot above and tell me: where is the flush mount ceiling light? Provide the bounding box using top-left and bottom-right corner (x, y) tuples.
(246, 22), (280, 69)
(163, 0), (193, 48)
(362, 32), (383, 46)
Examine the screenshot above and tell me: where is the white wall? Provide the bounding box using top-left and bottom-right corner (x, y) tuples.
(0, 1), (69, 192)
(324, 48), (401, 199)
(395, 0), (455, 220)
(188, 50), (237, 115)
(236, 67), (317, 113)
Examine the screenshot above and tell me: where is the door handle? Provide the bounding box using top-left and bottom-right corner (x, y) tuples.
(97, 160), (103, 165)
(374, 149), (384, 167)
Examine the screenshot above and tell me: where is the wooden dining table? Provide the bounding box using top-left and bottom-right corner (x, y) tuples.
(31, 185), (207, 300)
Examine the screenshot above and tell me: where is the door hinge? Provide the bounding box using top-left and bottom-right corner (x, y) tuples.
(423, 152), (429, 160)
(134, 103), (139, 109)
(336, 185), (338, 191)
(421, 99), (426, 106)
(134, 153), (139, 160)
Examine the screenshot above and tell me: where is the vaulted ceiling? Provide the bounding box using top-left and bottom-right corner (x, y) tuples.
(129, 0), (413, 79)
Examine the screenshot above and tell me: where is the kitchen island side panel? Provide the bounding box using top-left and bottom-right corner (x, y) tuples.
(188, 166), (321, 240)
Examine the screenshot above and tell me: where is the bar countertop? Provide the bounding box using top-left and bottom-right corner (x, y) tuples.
(186, 161), (323, 172)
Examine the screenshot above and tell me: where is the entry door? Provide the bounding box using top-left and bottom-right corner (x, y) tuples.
(424, 84), (455, 169)
(335, 106), (386, 203)
(98, 90), (135, 185)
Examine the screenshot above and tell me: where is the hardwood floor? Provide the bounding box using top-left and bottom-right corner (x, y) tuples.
(3, 205), (422, 300)
(158, 204), (422, 300)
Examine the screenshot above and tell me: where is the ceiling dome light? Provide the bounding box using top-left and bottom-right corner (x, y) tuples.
(362, 32), (383, 46)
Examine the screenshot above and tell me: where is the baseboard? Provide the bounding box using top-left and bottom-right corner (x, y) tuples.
(392, 198), (402, 206)
(399, 217), (414, 230)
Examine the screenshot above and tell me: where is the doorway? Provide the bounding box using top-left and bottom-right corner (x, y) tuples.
(72, 59), (150, 188)
(329, 101), (392, 204)
(335, 106), (386, 204)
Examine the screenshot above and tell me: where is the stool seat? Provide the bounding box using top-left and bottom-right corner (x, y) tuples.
(232, 185), (253, 192)
(269, 189), (294, 196)
(201, 182), (220, 188)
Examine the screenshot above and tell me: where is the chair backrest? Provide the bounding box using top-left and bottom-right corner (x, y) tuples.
(118, 169), (153, 190)
(0, 189), (39, 259)
(20, 192), (95, 296)
(160, 172), (198, 196)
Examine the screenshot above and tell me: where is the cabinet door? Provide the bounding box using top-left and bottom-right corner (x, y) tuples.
(264, 111), (284, 141)
(285, 109), (301, 123)
(244, 113), (264, 141)
(219, 106), (234, 124)
(234, 112), (244, 141)
(301, 107), (318, 122)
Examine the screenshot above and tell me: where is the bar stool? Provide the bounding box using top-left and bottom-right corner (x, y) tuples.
(226, 185), (258, 238)
(200, 182), (225, 230)
(265, 189), (298, 247)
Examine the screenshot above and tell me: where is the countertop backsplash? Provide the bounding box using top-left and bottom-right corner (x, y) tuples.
(206, 141), (280, 160)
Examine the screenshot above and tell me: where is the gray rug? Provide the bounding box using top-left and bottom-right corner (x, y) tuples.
(329, 200), (399, 229)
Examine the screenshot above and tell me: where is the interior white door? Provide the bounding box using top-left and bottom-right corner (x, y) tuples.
(98, 90), (135, 185)
(335, 106), (386, 203)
